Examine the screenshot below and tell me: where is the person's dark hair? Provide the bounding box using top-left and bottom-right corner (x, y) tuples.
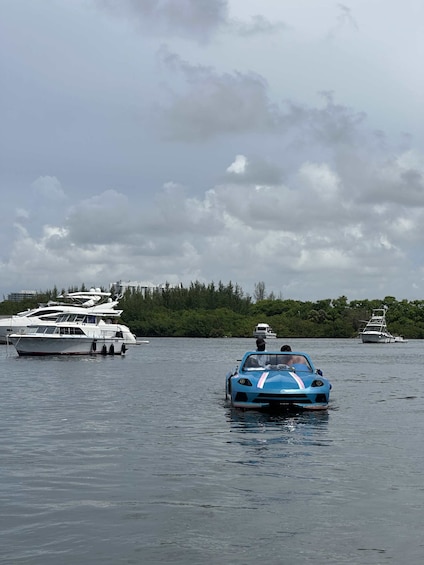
(280, 344), (292, 352)
(256, 338), (266, 351)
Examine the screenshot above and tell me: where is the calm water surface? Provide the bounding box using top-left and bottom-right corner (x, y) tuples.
(1, 338), (424, 564)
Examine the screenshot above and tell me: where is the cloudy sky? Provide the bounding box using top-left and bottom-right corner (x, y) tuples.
(1, 0), (424, 302)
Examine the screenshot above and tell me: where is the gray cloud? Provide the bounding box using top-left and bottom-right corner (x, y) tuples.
(1, 1), (424, 300)
(154, 52), (370, 146)
(224, 154), (284, 186)
(96, 0), (228, 41)
(155, 47), (281, 140)
(66, 190), (135, 245)
(231, 14), (289, 37)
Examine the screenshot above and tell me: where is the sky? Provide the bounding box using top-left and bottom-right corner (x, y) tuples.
(1, 0), (424, 302)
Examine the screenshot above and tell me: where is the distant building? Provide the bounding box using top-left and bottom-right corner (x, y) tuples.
(8, 290), (38, 302)
(111, 280), (176, 297)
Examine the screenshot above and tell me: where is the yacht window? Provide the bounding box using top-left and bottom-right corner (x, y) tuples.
(35, 325), (55, 334)
(57, 326), (86, 335)
(29, 309), (61, 318)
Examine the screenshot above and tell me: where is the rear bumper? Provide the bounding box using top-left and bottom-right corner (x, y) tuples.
(231, 399), (329, 410)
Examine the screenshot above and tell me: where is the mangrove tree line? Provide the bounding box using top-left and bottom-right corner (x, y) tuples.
(2, 281), (424, 339)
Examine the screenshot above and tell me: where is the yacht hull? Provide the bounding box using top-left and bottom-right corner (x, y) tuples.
(8, 335), (128, 356)
(0, 324), (27, 344)
(361, 332), (394, 344)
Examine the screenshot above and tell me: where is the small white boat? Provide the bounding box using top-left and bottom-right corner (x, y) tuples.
(8, 309), (136, 356)
(253, 322), (277, 339)
(394, 335), (408, 343)
(359, 307), (395, 344)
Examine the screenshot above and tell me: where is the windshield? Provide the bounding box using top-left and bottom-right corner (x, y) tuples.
(242, 353), (312, 372)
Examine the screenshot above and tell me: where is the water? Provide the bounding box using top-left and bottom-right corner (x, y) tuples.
(1, 338), (424, 564)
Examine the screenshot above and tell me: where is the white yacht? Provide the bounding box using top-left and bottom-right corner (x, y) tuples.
(0, 289), (122, 344)
(359, 307), (395, 344)
(253, 322), (277, 339)
(8, 308), (136, 356)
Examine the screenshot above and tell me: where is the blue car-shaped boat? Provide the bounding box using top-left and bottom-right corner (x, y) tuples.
(226, 350), (331, 410)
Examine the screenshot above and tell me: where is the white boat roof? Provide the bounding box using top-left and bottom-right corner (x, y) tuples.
(6, 289), (121, 320)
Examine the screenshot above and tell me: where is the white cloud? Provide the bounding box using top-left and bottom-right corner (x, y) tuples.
(297, 162), (341, 201)
(227, 154), (247, 174)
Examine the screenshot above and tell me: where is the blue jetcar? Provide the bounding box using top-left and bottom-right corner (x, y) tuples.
(226, 350), (331, 411)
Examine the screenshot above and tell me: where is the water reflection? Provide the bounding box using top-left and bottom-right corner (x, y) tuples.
(225, 406), (331, 467)
(226, 407), (329, 428)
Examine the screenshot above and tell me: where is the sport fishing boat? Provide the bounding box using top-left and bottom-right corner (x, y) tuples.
(0, 289), (121, 344)
(359, 307), (395, 343)
(7, 308), (136, 356)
